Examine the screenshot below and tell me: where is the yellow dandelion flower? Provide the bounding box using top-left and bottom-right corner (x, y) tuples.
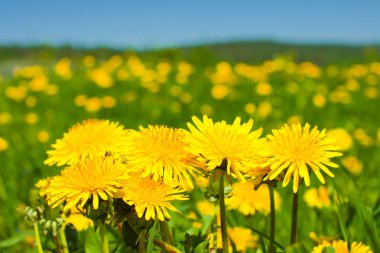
(196, 200), (215, 216)
(45, 119), (128, 166)
(228, 227), (258, 252)
(184, 115), (266, 181)
(341, 156), (363, 175)
(122, 125), (199, 189)
(328, 128), (353, 151)
(265, 123), (342, 193)
(64, 207), (93, 231)
(36, 177), (54, 197)
(226, 182), (281, 215)
(0, 137), (9, 152)
(312, 240), (373, 253)
(122, 175), (188, 221)
(43, 156), (129, 212)
(303, 186), (331, 208)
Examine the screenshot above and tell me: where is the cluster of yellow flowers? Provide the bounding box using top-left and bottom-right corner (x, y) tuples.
(37, 116), (342, 223)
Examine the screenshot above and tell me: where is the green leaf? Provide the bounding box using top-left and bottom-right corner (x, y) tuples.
(244, 225), (287, 252)
(85, 228), (102, 253)
(146, 219), (158, 253)
(0, 230), (34, 248)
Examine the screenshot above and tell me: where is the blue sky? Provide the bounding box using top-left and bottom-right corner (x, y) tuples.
(1, 1), (379, 48)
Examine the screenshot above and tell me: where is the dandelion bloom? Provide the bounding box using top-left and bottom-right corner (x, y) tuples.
(42, 156), (129, 212)
(303, 186), (331, 208)
(184, 115), (266, 181)
(122, 175), (188, 221)
(45, 119), (129, 166)
(228, 227), (258, 252)
(226, 182), (280, 215)
(265, 123), (342, 193)
(312, 240), (372, 253)
(64, 207), (93, 231)
(122, 125), (199, 189)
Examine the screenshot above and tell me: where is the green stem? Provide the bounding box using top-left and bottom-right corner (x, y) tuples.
(33, 222), (44, 253)
(268, 185), (276, 253)
(60, 224), (69, 253)
(99, 223), (110, 253)
(53, 233), (62, 253)
(159, 221), (174, 245)
(219, 174), (229, 253)
(139, 229), (147, 253)
(290, 191), (299, 245)
(152, 237), (182, 253)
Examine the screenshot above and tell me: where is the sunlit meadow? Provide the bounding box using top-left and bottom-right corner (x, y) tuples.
(0, 46), (379, 253)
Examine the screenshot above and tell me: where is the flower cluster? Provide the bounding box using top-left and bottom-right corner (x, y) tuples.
(38, 117), (343, 222)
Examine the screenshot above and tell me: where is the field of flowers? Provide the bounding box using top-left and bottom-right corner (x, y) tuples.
(0, 47), (379, 252)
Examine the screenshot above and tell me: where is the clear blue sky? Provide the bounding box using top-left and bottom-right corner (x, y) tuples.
(1, 1), (379, 48)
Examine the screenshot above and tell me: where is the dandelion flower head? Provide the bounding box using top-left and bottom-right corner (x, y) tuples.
(122, 125), (199, 189)
(43, 156), (129, 212)
(122, 174), (188, 221)
(184, 115), (267, 181)
(45, 119), (129, 166)
(265, 123), (342, 192)
(226, 181), (281, 215)
(312, 240), (373, 253)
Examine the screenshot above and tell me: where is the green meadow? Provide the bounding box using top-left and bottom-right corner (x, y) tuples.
(0, 42), (379, 252)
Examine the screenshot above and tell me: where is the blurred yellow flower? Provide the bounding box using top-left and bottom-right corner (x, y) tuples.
(244, 103), (256, 115)
(265, 123), (342, 193)
(122, 125), (199, 189)
(65, 209), (93, 231)
(312, 240), (373, 253)
(101, 96), (117, 108)
(25, 113), (39, 125)
(257, 101), (272, 119)
(287, 115), (303, 126)
(341, 156), (362, 175)
(74, 95), (87, 107)
(200, 104), (213, 115)
(85, 97), (102, 112)
(45, 84), (59, 95)
(256, 82), (272, 95)
(29, 75), (48, 92)
(185, 116), (267, 181)
(228, 227), (258, 252)
(328, 128), (353, 151)
(89, 68), (113, 88)
(353, 128), (373, 147)
(54, 58), (72, 80)
(0, 137), (9, 152)
(197, 200), (215, 216)
(364, 87), (378, 99)
(5, 85), (27, 101)
(226, 182), (280, 215)
(211, 85), (229, 100)
(122, 174), (188, 221)
(37, 130), (50, 143)
(313, 94), (326, 108)
(0, 112), (12, 125)
(45, 119), (129, 166)
(83, 55), (96, 68)
(303, 186), (331, 208)
(25, 96), (37, 107)
(42, 156), (129, 212)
